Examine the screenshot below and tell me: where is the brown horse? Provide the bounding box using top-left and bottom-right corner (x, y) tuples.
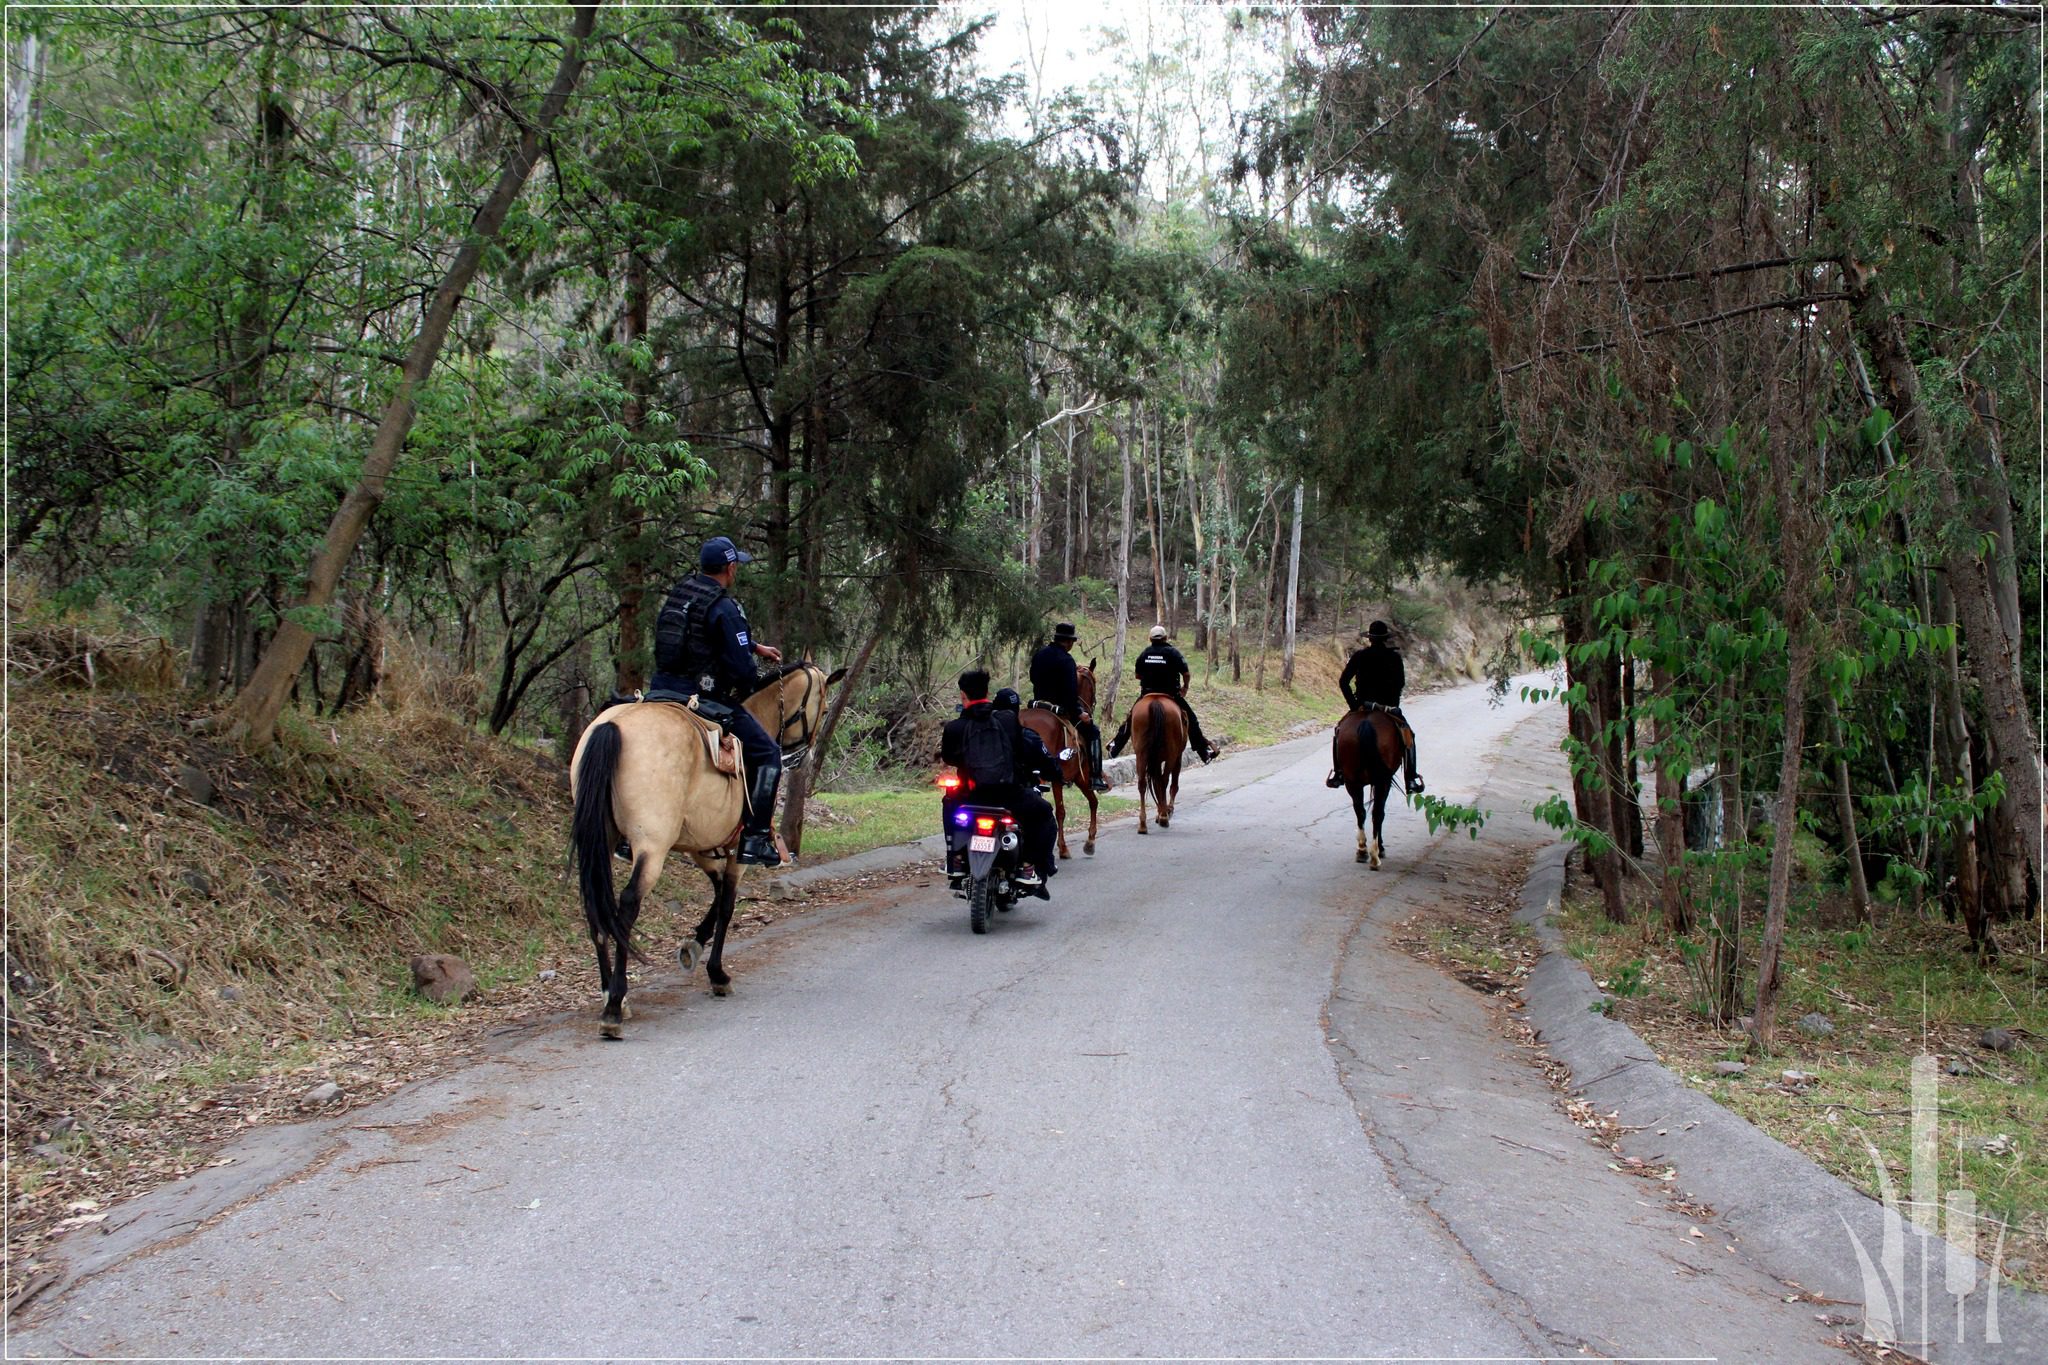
(1334, 706), (1403, 868)
(569, 663), (840, 1038)
(1128, 692), (1185, 834)
(1017, 663), (1101, 857)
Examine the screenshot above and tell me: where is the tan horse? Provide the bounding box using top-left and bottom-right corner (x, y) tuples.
(569, 663), (842, 1038)
(1017, 664), (1101, 858)
(1127, 691), (1185, 834)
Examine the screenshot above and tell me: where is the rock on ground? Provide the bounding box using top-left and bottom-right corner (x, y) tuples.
(409, 954), (476, 1005)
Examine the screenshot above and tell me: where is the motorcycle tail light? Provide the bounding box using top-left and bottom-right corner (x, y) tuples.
(974, 816), (997, 833)
(936, 774), (963, 792)
(999, 814), (1016, 827)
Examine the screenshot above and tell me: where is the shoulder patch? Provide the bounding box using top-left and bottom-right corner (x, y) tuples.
(736, 630), (750, 648)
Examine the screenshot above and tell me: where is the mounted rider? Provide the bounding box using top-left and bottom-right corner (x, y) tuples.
(1109, 625), (1219, 764)
(648, 536), (787, 867)
(1029, 621), (1110, 792)
(1331, 619), (1425, 795)
(940, 670), (1058, 896)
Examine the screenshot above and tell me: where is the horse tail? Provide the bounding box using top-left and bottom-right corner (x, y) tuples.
(573, 721), (627, 953)
(1145, 697), (1167, 788)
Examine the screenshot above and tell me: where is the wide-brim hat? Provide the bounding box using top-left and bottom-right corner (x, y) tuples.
(1366, 619), (1391, 641)
(1052, 621), (1079, 642)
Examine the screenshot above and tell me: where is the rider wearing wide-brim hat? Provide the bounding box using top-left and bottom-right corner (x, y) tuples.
(649, 536), (787, 866)
(1109, 624), (1219, 764)
(1029, 621), (1109, 792)
(1332, 619), (1424, 795)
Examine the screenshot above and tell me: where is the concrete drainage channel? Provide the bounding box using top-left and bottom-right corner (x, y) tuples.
(1514, 843), (2045, 1364)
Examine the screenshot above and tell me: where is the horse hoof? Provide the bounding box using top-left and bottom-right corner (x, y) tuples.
(1356, 850), (1369, 864)
(1084, 842), (1095, 856)
(678, 941), (702, 974)
(600, 1020), (623, 1040)
(1156, 816), (1169, 829)
(711, 981), (732, 998)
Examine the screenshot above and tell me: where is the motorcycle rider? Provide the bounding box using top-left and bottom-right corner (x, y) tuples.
(1030, 622), (1109, 792)
(1331, 618), (1424, 795)
(647, 535), (787, 866)
(1108, 625), (1219, 763)
(939, 669), (1058, 896)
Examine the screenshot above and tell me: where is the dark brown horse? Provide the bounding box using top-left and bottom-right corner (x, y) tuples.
(1128, 691), (1185, 833)
(1017, 662), (1101, 857)
(1334, 706), (1403, 868)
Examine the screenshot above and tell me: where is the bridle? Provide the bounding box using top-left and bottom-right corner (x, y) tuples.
(772, 663), (826, 771)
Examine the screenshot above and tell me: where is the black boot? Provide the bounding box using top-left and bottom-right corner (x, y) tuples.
(1108, 720), (1130, 758)
(1405, 750), (1425, 796)
(737, 763), (783, 867)
(1088, 735), (1109, 791)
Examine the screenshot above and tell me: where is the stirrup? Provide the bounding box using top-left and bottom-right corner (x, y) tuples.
(1091, 777), (1111, 792)
(1407, 776), (1426, 795)
(737, 831), (782, 867)
(1325, 770), (1343, 789)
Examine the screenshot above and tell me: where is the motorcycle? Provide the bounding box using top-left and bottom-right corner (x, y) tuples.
(937, 773), (1022, 934)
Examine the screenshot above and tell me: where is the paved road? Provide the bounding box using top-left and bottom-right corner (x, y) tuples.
(15, 677), (1843, 1360)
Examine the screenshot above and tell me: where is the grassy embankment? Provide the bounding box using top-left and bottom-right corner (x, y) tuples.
(1557, 867), (2046, 1292)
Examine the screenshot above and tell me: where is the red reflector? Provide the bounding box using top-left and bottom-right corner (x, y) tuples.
(999, 815), (1016, 826)
(974, 816), (997, 833)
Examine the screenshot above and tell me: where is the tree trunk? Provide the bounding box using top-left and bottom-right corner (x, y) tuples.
(1842, 262), (2042, 916)
(1104, 407), (1135, 722)
(780, 581), (900, 855)
(1184, 415), (1206, 651)
(1145, 407), (1166, 624)
(1750, 635), (1814, 1051)
(219, 4), (601, 748)
(1825, 692), (1872, 924)
(1281, 481), (1303, 685)
(4, 35), (39, 258)
(1652, 658), (1691, 935)
(613, 244), (650, 694)
(1254, 495), (1282, 693)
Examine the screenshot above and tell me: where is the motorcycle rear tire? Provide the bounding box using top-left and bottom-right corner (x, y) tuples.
(969, 877), (991, 934)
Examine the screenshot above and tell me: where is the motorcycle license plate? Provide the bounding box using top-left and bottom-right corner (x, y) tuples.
(969, 834), (997, 853)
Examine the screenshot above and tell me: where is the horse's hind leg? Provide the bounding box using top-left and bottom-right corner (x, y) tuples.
(1051, 780), (1071, 861)
(1370, 779), (1390, 870)
(680, 865), (720, 976)
(704, 861), (742, 997)
(601, 853), (659, 1038)
(1351, 783), (1369, 863)
(1082, 787), (1098, 856)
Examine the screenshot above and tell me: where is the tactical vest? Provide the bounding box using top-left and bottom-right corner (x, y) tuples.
(653, 574), (728, 689)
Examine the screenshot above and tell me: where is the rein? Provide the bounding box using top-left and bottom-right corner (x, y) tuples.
(767, 664), (823, 770)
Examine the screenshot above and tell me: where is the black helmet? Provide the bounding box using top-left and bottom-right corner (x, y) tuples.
(992, 687), (1023, 711)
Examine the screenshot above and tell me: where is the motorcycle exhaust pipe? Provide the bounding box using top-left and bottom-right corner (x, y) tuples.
(999, 831), (1019, 851)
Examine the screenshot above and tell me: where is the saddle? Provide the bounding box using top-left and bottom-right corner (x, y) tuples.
(607, 689), (744, 777)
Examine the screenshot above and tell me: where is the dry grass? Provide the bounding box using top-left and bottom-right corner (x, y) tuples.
(1559, 880), (2048, 1293)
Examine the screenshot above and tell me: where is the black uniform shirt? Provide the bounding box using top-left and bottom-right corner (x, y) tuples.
(1134, 640), (1189, 696)
(1341, 645), (1405, 709)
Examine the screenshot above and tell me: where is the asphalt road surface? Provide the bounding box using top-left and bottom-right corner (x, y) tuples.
(14, 677), (1847, 1361)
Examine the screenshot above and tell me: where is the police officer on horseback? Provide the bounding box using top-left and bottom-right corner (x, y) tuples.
(649, 536), (787, 867)
(1333, 619), (1424, 795)
(940, 670), (1058, 896)
(1108, 625), (1219, 763)
(1029, 622), (1109, 792)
